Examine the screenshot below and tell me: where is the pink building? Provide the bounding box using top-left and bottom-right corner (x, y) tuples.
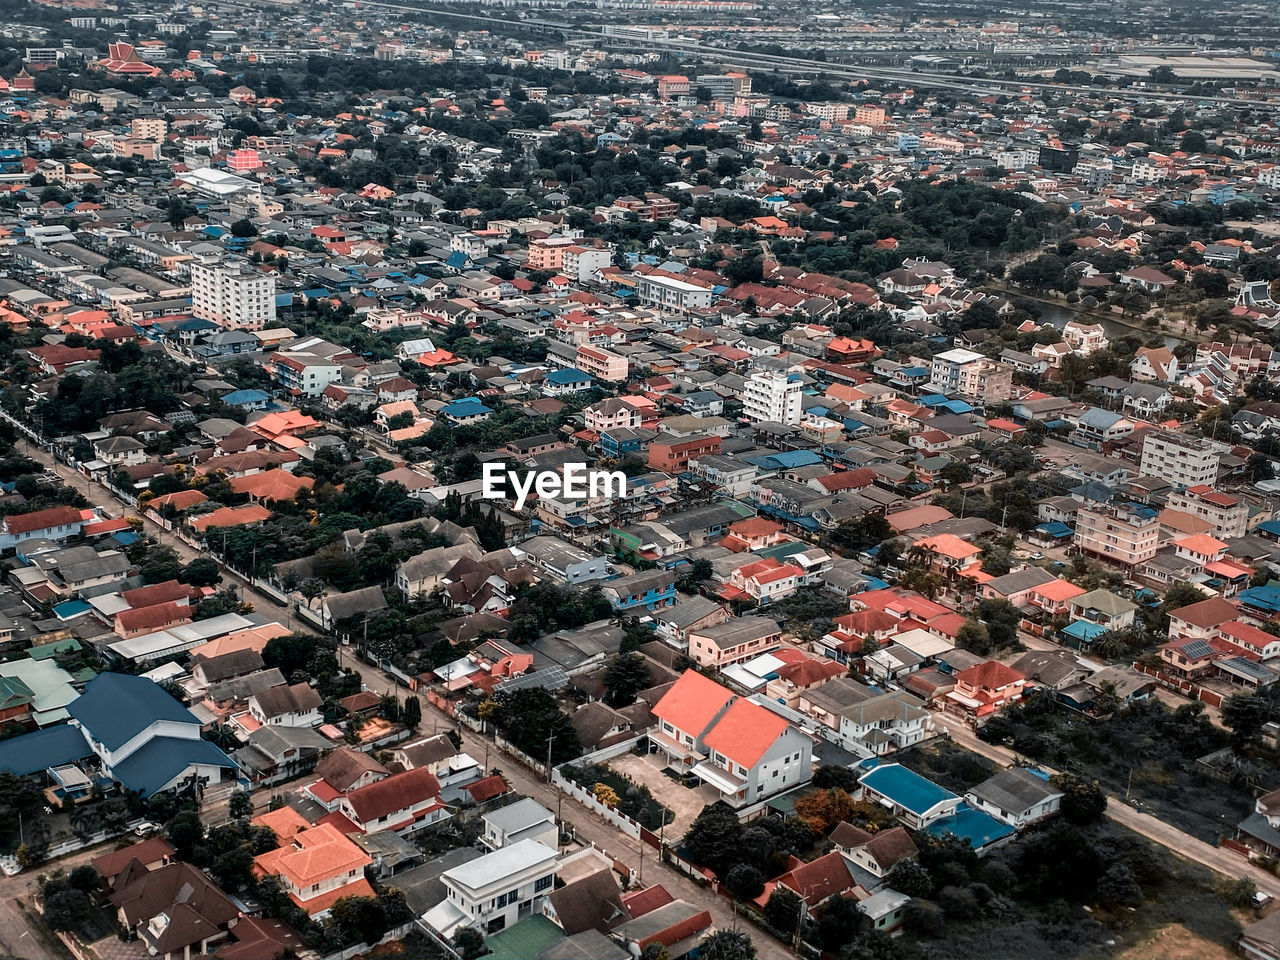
(226, 148), (262, 172)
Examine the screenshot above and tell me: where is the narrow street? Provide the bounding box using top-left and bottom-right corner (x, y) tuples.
(933, 716), (1280, 896)
(334, 646), (781, 955)
(15, 436), (1271, 936)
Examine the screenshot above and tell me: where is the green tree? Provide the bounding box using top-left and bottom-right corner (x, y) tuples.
(763, 887), (802, 933)
(180, 557), (223, 587)
(229, 791), (253, 820)
(602, 652), (651, 707)
(955, 620), (992, 656)
(402, 695), (422, 730)
(42, 886), (93, 932)
(684, 801), (743, 874)
(67, 865), (101, 893)
(167, 807), (205, 861)
(886, 859), (933, 897)
(724, 863), (765, 900)
(1051, 772), (1108, 824)
(1222, 693), (1272, 749)
(231, 218), (259, 238)
(453, 926), (486, 960)
(700, 929), (757, 960)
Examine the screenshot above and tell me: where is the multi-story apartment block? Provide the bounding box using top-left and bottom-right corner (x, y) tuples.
(1166, 485), (1250, 539)
(271, 353), (342, 397)
(743, 371), (803, 424)
(575, 344), (628, 381)
(930, 348), (1012, 404)
(854, 104), (886, 125)
(130, 117), (167, 142)
(1139, 431), (1221, 488)
(634, 273), (715, 312)
(560, 244), (612, 283)
(1074, 502), (1160, 567)
(191, 260), (276, 330)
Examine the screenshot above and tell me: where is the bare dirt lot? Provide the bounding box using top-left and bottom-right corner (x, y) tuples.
(1116, 923), (1234, 960)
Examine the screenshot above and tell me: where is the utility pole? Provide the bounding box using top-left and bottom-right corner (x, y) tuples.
(545, 732), (556, 782)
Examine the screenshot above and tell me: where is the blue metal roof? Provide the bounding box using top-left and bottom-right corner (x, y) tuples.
(110, 736), (237, 798)
(923, 803), (1015, 850)
(1036, 521), (1074, 538)
(67, 673), (200, 752)
(1241, 581), (1280, 613)
(747, 450), (824, 470)
(1062, 620), (1107, 642)
(544, 367), (591, 385)
(0, 724), (92, 776)
(441, 398), (492, 417)
(859, 763), (957, 815)
(221, 388), (270, 406)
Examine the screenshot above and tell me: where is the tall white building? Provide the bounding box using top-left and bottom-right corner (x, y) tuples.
(1138, 430), (1221, 488)
(190, 259), (276, 330)
(743, 371), (802, 425)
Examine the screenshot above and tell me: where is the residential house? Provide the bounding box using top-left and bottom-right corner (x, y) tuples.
(965, 767), (1063, 828)
(423, 839), (560, 937)
(252, 818), (375, 917)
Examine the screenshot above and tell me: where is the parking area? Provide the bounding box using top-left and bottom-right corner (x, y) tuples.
(608, 750), (722, 838)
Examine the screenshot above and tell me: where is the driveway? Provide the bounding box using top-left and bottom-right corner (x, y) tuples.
(609, 751), (721, 839)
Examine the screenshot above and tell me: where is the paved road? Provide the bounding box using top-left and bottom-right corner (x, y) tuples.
(21, 436), (1267, 926)
(334, 647), (781, 954)
(0, 841), (115, 960)
(933, 715), (1280, 896)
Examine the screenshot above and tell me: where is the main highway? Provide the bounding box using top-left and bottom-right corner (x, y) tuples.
(341, 0), (1277, 108)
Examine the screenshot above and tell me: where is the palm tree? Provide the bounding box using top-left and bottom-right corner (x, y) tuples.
(1093, 629), (1132, 660)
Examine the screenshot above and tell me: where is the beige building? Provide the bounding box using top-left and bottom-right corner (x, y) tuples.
(1073, 502), (1160, 567)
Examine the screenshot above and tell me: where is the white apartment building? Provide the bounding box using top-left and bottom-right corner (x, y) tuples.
(1165, 485), (1250, 539)
(930, 347), (1012, 404)
(634, 273), (714, 312)
(743, 371), (802, 424)
(190, 260), (276, 330)
(424, 839), (559, 938)
(1131, 158), (1170, 182)
(1139, 431), (1220, 488)
(561, 245), (612, 283)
